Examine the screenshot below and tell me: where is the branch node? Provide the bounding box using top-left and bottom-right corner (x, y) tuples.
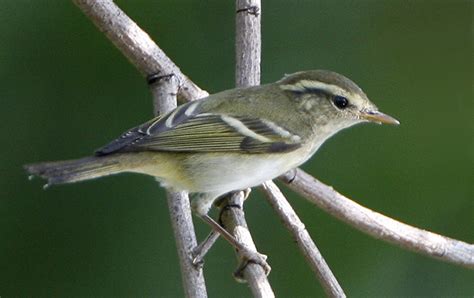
(236, 6), (260, 16)
(147, 73), (175, 85)
(233, 257), (267, 282)
(221, 203), (243, 211)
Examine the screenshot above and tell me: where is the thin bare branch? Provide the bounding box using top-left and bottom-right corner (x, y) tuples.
(219, 192), (274, 298)
(150, 75), (208, 297)
(150, 74), (179, 115)
(280, 169), (474, 269)
(165, 192), (207, 298)
(218, 0), (275, 296)
(235, 0), (261, 86)
(73, 0), (208, 101)
(261, 181), (346, 298)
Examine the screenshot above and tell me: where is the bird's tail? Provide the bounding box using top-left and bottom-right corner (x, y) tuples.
(24, 155), (123, 187)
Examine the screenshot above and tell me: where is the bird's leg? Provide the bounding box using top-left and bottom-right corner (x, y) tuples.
(216, 190), (271, 280)
(190, 192), (222, 266)
(192, 189), (252, 265)
(191, 190), (270, 278)
(191, 229), (219, 267)
(198, 213), (270, 279)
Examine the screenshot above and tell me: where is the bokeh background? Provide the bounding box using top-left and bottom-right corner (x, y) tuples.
(1, 0), (472, 296)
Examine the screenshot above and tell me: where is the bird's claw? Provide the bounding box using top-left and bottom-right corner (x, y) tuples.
(242, 188), (252, 201)
(233, 247), (271, 282)
(191, 251), (205, 270)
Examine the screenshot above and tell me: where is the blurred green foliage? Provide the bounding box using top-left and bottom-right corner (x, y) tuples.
(1, 0), (472, 296)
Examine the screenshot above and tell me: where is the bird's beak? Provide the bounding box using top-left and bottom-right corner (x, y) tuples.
(360, 109), (400, 125)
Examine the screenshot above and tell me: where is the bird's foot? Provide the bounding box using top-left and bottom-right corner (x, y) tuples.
(233, 247), (271, 282)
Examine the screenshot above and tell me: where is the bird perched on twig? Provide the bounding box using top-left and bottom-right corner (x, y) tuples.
(25, 70), (399, 272)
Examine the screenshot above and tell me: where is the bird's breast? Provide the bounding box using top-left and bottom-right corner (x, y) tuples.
(179, 145), (317, 194)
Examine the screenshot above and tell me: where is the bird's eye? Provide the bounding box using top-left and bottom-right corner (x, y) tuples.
(333, 96), (349, 109)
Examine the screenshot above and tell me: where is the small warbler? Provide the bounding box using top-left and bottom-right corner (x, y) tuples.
(26, 69), (398, 218)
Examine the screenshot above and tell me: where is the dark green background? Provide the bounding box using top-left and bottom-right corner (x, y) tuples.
(1, 0), (472, 296)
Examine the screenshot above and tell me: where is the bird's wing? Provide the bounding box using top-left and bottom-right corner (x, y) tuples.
(96, 102), (302, 155)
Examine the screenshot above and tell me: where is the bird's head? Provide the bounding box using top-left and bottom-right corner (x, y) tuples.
(278, 70), (399, 133)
